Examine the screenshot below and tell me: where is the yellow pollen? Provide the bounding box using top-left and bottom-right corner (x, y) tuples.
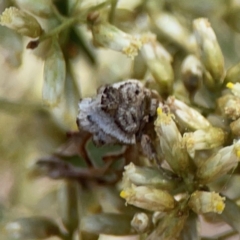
(226, 82), (234, 89)
(157, 107), (163, 116)
(120, 190), (127, 199)
(216, 202), (225, 213)
(236, 149), (240, 158)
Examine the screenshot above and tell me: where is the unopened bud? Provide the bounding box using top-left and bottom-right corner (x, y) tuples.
(225, 62), (240, 84)
(197, 140), (240, 184)
(193, 18), (225, 85)
(152, 12), (196, 52)
(155, 106), (194, 176)
(122, 162), (177, 190)
(141, 34), (174, 96)
(89, 21), (142, 58)
(0, 7), (43, 38)
(181, 55), (203, 95)
(183, 127), (225, 158)
(217, 94), (240, 120)
(147, 208), (188, 240)
(120, 184), (175, 212)
(167, 97), (211, 130)
(131, 212), (150, 233)
(188, 191), (225, 214)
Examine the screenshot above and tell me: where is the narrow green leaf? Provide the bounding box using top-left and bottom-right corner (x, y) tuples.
(43, 39), (66, 107)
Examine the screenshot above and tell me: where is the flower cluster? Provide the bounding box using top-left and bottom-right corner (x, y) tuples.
(2, 1), (240, 240)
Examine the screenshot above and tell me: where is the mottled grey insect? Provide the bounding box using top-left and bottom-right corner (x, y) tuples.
(77, 79), (160, 160)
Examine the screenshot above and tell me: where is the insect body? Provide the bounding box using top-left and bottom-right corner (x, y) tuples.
(77, 79), (159, 160)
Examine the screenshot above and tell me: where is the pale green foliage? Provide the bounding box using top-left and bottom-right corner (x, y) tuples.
(1, 0), (240, 240)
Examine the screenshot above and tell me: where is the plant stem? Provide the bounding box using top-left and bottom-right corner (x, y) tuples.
(108, 0), (118, 24)
(38, 17), (81, 43)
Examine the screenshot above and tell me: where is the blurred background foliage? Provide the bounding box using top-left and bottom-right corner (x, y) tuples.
(1, 0), (240, 239)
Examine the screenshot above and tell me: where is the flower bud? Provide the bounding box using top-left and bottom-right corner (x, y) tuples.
(89, 20), (142, 58)
(167, 97), (211, 130)
(193, 18), (225, 85)
(183, 127), (225, 157)
(181, 55), (203, 96)
(188, 191), (225, 214)
(0, 7), (43, 38)
(226, 82), (240, 98)
(225, 62), (240, 84)
(147, 208), (188, 240)
(120, 184), (175, 212)
(152, 12), (196, 52)
(140, 34), (174, 96)
(154, 106), (194, 176)
(43, 39), (66, 107)
(217, 94), (240, 120)
(122, 162), (177, 190)
(197, 140), (240, 184)
(131, 212), (150, 233)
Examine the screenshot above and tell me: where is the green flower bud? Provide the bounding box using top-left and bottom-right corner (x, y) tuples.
(225, 62), (240, 84)
(183, 127), (225, 158)
(188, 191), (225, 214)
(181, 55), (203, 96)
(5, 217), (61, 239)
(147, 208), (188, 240)
(152, 12), (197, 52)
(155, 106), (194, 176)
(122, 162), (177, 190)
(43, 39), (66, 107)
(131, 212), (150, 233)
(193, 18), (225, 85)
(120, 184), (175, 212)
(90, 21), (142, 58)
(141, 34), (174, 96)
(167, 97), (210, 130)
(197, 140), (240, 184)
(0, 7), (43, 38)
(217, 94), (240, 120)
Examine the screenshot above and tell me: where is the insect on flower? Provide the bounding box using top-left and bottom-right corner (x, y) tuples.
(76, 79), (160, 162)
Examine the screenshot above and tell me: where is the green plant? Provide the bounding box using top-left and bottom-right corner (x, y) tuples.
(1, 0), (240, 239)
